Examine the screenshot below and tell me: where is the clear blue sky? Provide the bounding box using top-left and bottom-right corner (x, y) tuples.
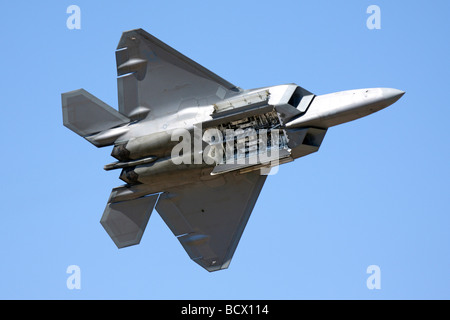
(1, 0), (449, 299)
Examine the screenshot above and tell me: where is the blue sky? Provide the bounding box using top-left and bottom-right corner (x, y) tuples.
(1, 0), (449, 299)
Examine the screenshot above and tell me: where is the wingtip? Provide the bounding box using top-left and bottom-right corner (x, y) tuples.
(117, 28), (150, 50)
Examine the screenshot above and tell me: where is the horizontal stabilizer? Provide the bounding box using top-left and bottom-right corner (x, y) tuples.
(100, 192), (159, 248)
(62, 89), (130, 146)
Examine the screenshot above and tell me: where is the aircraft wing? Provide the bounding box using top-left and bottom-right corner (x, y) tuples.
(155, 171), (267, 272)
(115, 28), (241, 120)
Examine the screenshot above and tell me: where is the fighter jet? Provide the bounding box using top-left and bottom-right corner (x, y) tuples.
(62, 28), (404, 272)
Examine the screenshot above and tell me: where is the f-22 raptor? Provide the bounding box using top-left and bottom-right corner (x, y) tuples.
(62, 29), (404, 272)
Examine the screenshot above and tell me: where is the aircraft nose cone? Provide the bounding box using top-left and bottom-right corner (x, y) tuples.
(381, 88), (405, 104)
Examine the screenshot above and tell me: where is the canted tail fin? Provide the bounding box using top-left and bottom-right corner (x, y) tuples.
(62, 89), (130, 147)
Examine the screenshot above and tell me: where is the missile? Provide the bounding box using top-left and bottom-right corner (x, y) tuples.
(103, 156), (157, 171)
